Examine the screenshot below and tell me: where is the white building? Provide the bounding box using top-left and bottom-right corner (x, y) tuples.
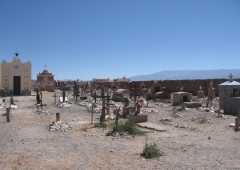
(0, 54), (32, 96)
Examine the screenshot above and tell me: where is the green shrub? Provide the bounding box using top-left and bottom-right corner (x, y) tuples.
(95, 122), (107, 128)
(141, 143), (162, 159)
(112, 119), (145, 136)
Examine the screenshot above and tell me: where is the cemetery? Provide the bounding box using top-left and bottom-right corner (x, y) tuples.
(0, 69), (240, 169)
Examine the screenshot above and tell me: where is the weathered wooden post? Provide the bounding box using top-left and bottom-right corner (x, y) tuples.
(197, 86), (205, 98)
(133, 82), (137, 103)
(6, 107), (10, 123)
(207, 81), (215, 108)
(10, 95), (14, 105)
(106, 88), (110, 116)
(73, 81), (79, 102)
(235, 114), (240, 131)
(135, 101), (141, 116)
(91, 103), (94, 124)
(40, 91), (43, 109)
(94, 90), (97, 104)
(62, 89), (66, 103)
(54, 92), (57, 104)
(122, 97), (129, 118)
(100, 88), (106, 124)
(56, 113), (60, 122)
(114, 107), (120, 132)
(36, 89), (41, 105)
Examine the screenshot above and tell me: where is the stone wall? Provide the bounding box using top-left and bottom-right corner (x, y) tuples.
(94, 79), (240, 98)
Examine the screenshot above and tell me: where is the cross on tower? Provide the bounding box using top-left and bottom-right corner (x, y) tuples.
(44, 64), (48, 70)
(229, 73), (233, 82)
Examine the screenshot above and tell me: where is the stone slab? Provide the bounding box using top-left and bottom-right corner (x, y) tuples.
(137, 122), (167, 132)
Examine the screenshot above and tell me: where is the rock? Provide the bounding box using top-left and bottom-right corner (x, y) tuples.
(184, 102), (202, 108)
(10, 104), (18, 109)
(57, 101), (72, 108)
(129, 114), (148, 123)
(159, 118), (173, 125)
(48, 121), (72, 132)
(174, 106), (185, 112)
(159, 118), (173, 122)
(137, 122), (167, 132)
(142, 108), (159, 113)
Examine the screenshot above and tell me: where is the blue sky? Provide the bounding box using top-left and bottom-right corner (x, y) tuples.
(0, 0), (240, 80)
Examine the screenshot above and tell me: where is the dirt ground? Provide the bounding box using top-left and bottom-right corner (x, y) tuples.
(0, 92), (240, 170)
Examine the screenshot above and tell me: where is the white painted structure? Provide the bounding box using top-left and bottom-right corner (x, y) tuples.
(0, 54), (32, 95)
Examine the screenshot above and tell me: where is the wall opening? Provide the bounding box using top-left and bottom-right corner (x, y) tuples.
(13, 76), (21, 96)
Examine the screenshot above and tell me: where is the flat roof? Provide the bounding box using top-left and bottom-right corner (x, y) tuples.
(219, 81), (240, 86)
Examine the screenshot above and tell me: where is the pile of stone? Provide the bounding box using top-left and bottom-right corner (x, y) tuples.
(200, 106), (218, 113)
(48, 121), (72, 132)
(36, 110), (51, 115)
(57, 102), (72, 108)
(142, 108), (159, 113)
(78, 101), (89, 107)
(10, 104), (18, 109)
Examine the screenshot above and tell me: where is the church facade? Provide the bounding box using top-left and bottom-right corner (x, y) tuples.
(0, 54), (32, 96)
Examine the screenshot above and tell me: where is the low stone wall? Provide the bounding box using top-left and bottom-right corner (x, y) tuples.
(95, 79), (240, 99)
(0, 89), (31, 97)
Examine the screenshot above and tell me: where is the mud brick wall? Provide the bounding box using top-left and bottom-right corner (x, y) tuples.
(93, 79), (240, 98)
(136, 79), (240, 97)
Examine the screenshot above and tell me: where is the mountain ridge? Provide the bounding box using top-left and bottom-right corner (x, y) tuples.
(129, 69), (240, 81)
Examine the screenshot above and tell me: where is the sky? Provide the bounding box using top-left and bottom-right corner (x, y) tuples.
(0, 0), (240, 80)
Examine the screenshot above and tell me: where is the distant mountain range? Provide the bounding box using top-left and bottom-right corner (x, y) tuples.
(129, 69), (240, 81)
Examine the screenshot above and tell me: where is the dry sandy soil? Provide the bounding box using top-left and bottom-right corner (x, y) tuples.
(0, 92), (240, 170)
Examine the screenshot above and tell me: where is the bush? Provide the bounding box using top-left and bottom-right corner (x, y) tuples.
(112, 119), (145, 136)
(95, 122), (107, 128)
(141, 143), (162, 159)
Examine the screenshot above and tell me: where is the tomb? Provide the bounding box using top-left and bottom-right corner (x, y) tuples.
(219, 76), (240, 115)
(171, 92), (192, 106)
